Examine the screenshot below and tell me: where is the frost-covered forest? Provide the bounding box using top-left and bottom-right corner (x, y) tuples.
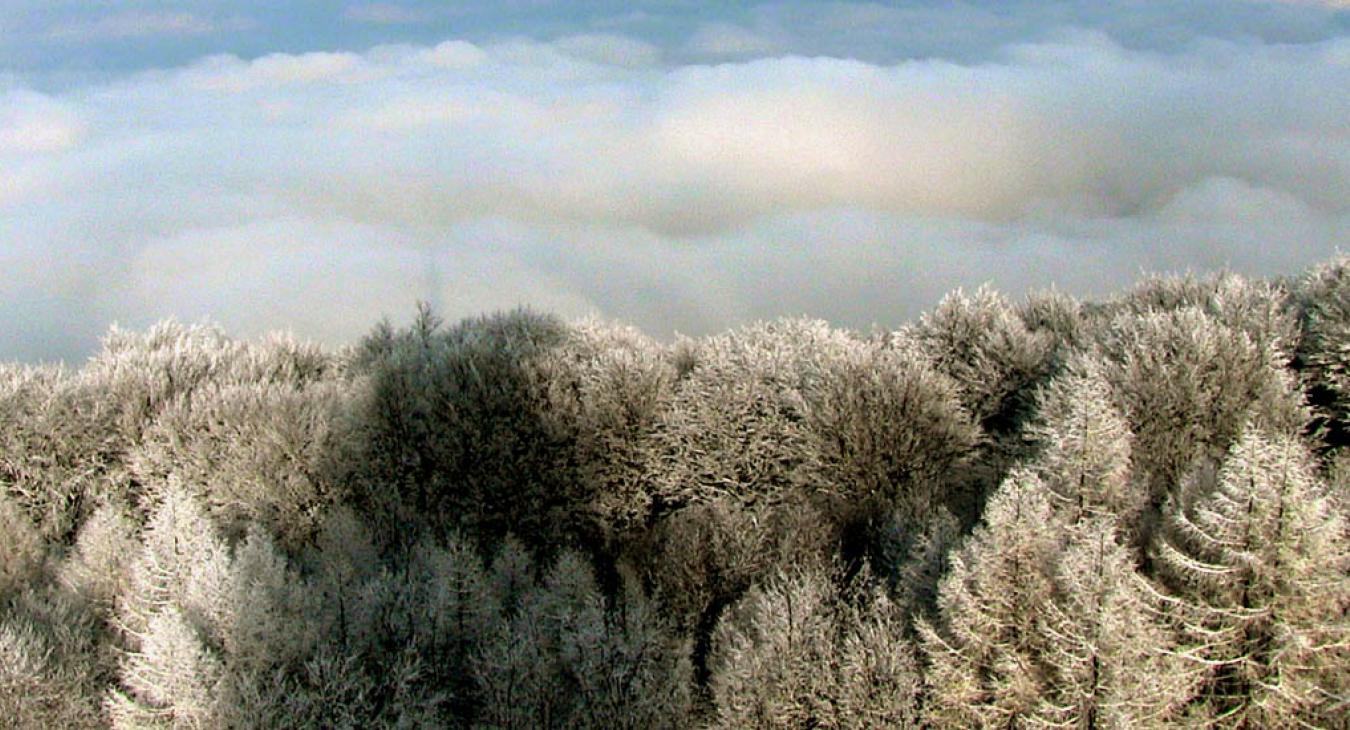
(3, 257), (1349, 729)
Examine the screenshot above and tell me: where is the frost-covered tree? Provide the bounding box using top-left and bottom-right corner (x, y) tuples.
(804, 338), (980, 525)
(474, 550), (691, 729)
(0, 490), (44, 601)
(905, 285), (1054, 429)
(1151, 427), (1350, 726)
(634, 320), (857, 670)
(109, 487), (233, 727)
(548, 318), (675, 538)
(1018, 287), (1098, 355)
(1099, 307), (1307, 534)
(351, 306), (595, 549)
(0, 363), (122, 543)
(1034, 516), (1195, 728)
(1114, 271), (1298, 358)
(707, 567), (920, 728)
(0, 589), (107, 729)
(919, 470), (1061, 727)
(1295, 255), (1350, 447)
(108, 605), (226, 729)
(58, 501), (138, 614)
(1026, 355), (1147, 535)
(920, 469), (1192, 728)
(128, 378), (350, 549)
(643, 319), (851, 511)
(110, 486), (329, 728)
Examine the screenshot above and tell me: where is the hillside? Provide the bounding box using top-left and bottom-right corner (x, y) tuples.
(3, 258), (1348, 728)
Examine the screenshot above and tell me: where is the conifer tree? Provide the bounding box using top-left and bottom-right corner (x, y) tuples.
(918, 470), (1060, 727)
(57, 502), (139, 613)
(1027, 356), (1146, 535)
(1151, 427), (1350, 726)
(474, 550), (690, 729)
(1034, 516), (1195, 728)
(921, 470), (1193, 728)
(109, 487), (232, 727)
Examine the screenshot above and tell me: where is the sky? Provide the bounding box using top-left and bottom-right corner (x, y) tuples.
(2, 1), (1348, 362)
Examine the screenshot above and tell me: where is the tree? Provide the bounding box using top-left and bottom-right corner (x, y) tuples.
(349, 307), (591, 550)
(1151, 426), (1350, 726)
(1294, 255), (1350, 447)
(128, 379), (350, 550)
(804, 338), (980, 527)
(905, 285), (1053, 430)
(920, 470), (1192, 728)
(707, 567), (920, 728)
(473, 550), (691, 729)
(1098, 307), (1307, 539)
(1113, 271), (1297, 358)
(919, 470), (1061, 727)
(1034, 516), (1195, 728)
(1026, 355), (1147, 537)
(0, 589), (107, 729)
(642, 319), (850, 512)
(57, 501), (138, 614)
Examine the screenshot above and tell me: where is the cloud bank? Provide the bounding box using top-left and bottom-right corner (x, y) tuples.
(1, 2), (1348, 361)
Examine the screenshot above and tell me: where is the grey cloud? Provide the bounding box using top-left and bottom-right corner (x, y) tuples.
(4, 1), (1348, 83)
(1, 17), (1348, 361)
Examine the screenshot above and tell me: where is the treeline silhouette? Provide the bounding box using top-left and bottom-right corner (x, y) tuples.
(2, 258), (1348, 728)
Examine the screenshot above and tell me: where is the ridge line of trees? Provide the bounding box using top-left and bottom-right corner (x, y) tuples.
(3, 259), (1349, 727)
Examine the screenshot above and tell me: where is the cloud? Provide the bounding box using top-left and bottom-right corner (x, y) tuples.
(554, 34), (662, 68)
(45, 11), (242, 41)
(342, 4), (437, 25)
(2, 17), (1349, 361)
(0, 90), (84, 154)
(685, 23), (779, 57)
(183, 51), (370, 92)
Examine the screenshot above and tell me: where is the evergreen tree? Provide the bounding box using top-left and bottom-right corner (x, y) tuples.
(1151, 427), (1350, 726)
(1027, 356), (1146, 535)
(919, 470), (1061, 727)
(1034, 516), (1195, 728)
(921, 470), (1193, 728)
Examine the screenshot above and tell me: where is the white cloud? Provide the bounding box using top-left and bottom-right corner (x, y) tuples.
(3, 29), (1349, 361)
(184, 51), (371, 92)
(0, 90), (84, 154)
(419, 40), (489, 69)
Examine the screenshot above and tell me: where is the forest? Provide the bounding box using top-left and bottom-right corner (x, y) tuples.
(2, 256), (1348, 729)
